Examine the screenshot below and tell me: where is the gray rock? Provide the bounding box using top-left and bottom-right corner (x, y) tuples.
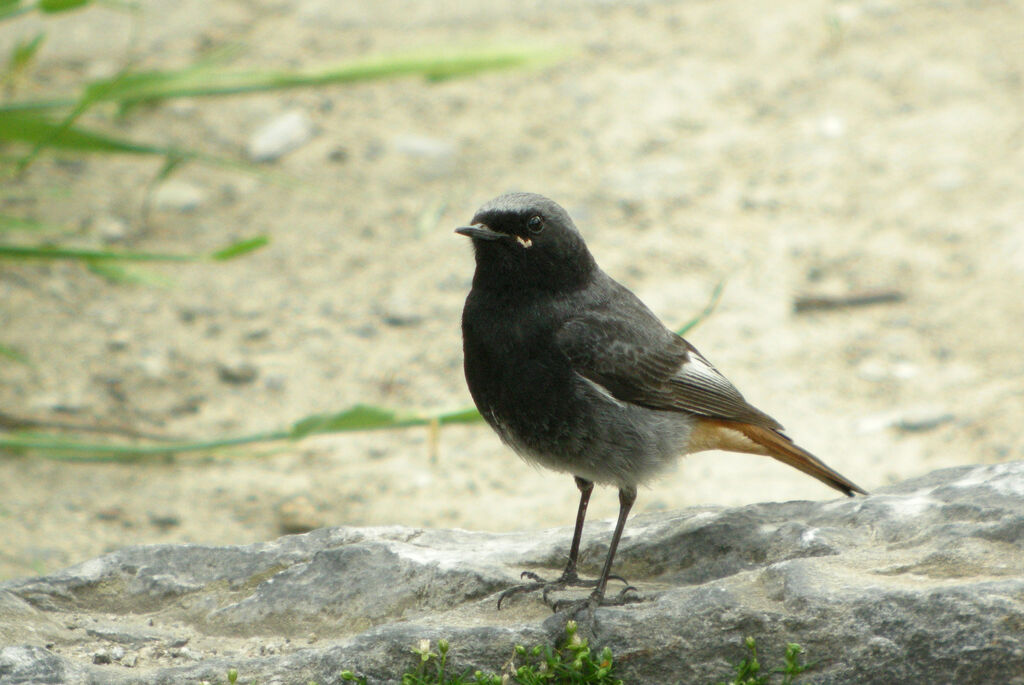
(1, 462), (1022, 684)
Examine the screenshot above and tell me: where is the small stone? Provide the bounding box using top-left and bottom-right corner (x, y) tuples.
(818, 114), (846, 138)
(95, 507), (124, 522)
(895, 409), (955, 433)
(148, 512), (181, 530)
(264, 374), (287, 393)
(30, 389), (86, 414)
(92, 650), (111, 665)
(378, 292), (423, 327)
(217, 360), (259, 385)
(856, 359), (919, 382)
(276, 495), (323, 534)
(137, 348), (171, 379)
(107, 330), (131, 351)
(855, 406), (954, 434)
(93, 213), (129, 243)
(247, 110), (315, 162)
(110, 646), (125, 661)
(390, 134), (457, 177)
(173, 647), (203, 661)
(152, 180), (206, 213)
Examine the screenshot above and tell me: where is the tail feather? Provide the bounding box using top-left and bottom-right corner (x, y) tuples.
(731, 421), (867, 497)
(690, 417), (867, 497)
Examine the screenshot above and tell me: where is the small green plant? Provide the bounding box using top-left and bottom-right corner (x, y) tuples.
(509, 620), (621, 684)
(340, 621), (622, 685)
(713, 637), (812, 685)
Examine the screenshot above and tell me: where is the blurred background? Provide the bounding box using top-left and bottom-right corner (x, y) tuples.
(1, 0), (1021, 581)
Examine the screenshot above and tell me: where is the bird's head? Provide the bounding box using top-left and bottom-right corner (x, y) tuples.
(456, 192), (596, 292)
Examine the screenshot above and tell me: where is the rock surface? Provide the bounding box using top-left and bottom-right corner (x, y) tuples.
(2, 462), (1022, 684)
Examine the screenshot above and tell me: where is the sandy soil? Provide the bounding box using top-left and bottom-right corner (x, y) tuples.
(1, 0), (1022, 581)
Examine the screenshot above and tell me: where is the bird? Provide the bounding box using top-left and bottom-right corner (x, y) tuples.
(456, 192), (866, 612)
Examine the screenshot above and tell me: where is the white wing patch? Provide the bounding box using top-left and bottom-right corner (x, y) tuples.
(577, 373), (626, 406)
(677, 351), (743, 400)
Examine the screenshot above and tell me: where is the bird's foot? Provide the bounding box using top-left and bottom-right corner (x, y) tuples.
(496, 569), (634, 611)
(549, 584), (642, 616)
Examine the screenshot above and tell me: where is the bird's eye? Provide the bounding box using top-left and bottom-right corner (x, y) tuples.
(527, 216), (544, 234)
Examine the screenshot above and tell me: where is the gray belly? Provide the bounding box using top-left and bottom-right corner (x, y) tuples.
(489, 373), (697, 488)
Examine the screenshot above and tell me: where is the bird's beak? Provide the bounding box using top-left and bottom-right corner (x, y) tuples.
(455, 224), (505, 241)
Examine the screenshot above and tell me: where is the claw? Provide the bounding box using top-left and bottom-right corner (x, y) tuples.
(497, 580), (544, 610)
(496, 569), (638, 611)
(550, 585), (642, 614)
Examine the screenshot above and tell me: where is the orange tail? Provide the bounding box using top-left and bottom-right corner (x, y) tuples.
(691, 418), (867, 497)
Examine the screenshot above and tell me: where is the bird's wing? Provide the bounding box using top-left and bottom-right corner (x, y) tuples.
(556, 303), (783, 430)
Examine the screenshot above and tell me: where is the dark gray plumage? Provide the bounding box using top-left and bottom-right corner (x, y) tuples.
(457, 192), (865, 611)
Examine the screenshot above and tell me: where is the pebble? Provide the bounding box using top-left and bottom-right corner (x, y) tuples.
(147, 512), (182, 530)
(152, 180), (206, 213)
(92, 213), (130, 243)
(856, 359), (920, 382)
(378, 292), (423, 327)
(894, 409), (956, 433)
(137, 347), (171, 379)
(172, 647), (203, 661)
(818, 114), (847, 139)
(247, 110), (315, 162)
(855, 407), (955, 434)
(276, 494), (324, 534)
(217, 360), (259, 385)
(30, 389), (86, 414)
(390, 134), (457, 177)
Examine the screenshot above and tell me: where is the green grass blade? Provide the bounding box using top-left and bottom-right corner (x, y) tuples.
(0, 403), (483, 461)
(289, 404), (485, 439)
(210, 235), (269, 261)
(289, 405), (410, 438)
(0, 430), (290, 462)
(0, 110), (183, 155)
(38, 0), (91, 13)
(5, 31), (45, 81)
(0, 244), (193, 261)
(86, 260), (173, 286)
(106, 47), (551, 104)
(676, 280), (725, 337)
(0, 235), (268, 263)
(6, 45), (558, 111)
(0, 0), (28, 22)
(0, 111), (258, 177)
(435, 407), (484, 425)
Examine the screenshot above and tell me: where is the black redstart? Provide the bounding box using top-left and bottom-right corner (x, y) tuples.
(457, 192), (866, 611)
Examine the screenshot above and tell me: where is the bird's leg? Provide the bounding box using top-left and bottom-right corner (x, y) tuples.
(558, 476), (594, 582)
(498, 478), (636, 610)
(498, 476), (595, 608)
(591, 485), (636, 603)
(550, 485), (640, 614)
